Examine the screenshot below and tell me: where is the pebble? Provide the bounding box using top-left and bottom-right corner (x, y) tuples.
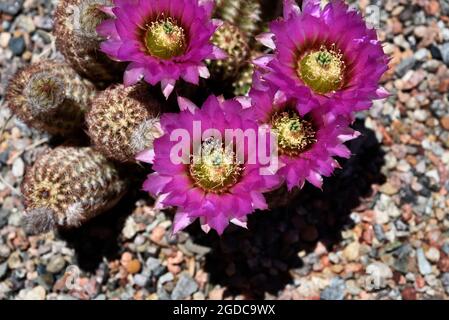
(401, 287), (417, 300)
(343, 242), (360, 261)
(414, 48), (429, 62)
(441, 43), (449, 66)
(441, 116), (449, 131)
(126, 259), (141, 274)
(171, 273), (198, 300)
(46, 255), (66, 274)
(7, 251), (22, 269)
(0, 32), (11, 48)
(379, 182), (399, 195)
(23, 286), (46, 300)
(425, 247), (440, 263)
(366, 262), (393, 287)
(122, 217), (138, 239)
(12, 157), (25, 177)
(8, 36), (25, 56)
(441, 273), (449, 294)
(320, 278), (346, 300)
(396, 57), (416, 77)
(133, 274), (148, 287)
(417, 248), (432, 275)
(16, 15), (35, 33)
(0, 0), (24, 16)
(0, 262), (7, 279)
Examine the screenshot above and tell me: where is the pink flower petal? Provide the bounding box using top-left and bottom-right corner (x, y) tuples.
(135, 148), (155, 164)
(172, 211), (196, 234)
(256, 32), (276, 50)
(161, 79), (176, 99)
(177, 96), (198, 114)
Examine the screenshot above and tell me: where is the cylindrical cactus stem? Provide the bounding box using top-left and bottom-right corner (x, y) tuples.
(208, 22), (250, 81)
(5, 60), (96, 136)
(214, 0), (263, 41)
(86, 83), (163, 163)
(54, 0), (124, 85)
(233, 63), (254, 96)
(233, 49), (263, 96)
(22, 146), (129, 234)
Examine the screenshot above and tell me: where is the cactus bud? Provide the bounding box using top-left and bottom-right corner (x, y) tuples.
(54, 0), (124, 85)
(22, 146), (128, 234)
(86, 84), (163, 163)
(214, 0), (262, 41)
(5, 60), (96, 136)
(208, 22), (250, 81)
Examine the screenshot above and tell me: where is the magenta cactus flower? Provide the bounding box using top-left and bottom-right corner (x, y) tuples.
(97, 0), (226, 98)
(139, 95), (281, 235)
(248, 83), (360, 191)
(255, 0), (389, 116)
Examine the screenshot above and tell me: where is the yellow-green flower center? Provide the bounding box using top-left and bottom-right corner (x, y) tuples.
(271, 110), (316, 156)
(297, 45), (345, 95)
(145, 17), (187, 59)
(190, 138), (242, 194)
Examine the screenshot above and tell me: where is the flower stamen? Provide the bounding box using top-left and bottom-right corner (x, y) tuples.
(190, 138), (243, 194)
(271, 110), (316, 157)
(145, 16), (187, 59)
(297, 45), (345, 94)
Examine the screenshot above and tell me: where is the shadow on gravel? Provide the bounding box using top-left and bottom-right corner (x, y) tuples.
(191, 120), (386, 299)
(58, 191), (143, 272)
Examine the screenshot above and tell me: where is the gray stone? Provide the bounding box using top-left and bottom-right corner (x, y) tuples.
(157, 272), (174, 287)
(320, 278), (346, 300)
(441, 43), (449, 66)
(441, 243), (449, 255)
(416, 248), (432, 275)
(0, 0), (24, 16)
(0, 209), (8, 228)
(0, 262), (7, 279)
(8, 36), (25, 56)
(171, 274), (198, 300)
(12, 157), (24, 177)
(146, 257), (162, 273)
(373, 224), (386, 241)
(133, 274), (148, 287)
(395, 57), (416, 77)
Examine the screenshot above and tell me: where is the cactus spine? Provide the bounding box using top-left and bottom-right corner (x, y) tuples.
(54, 0), (124, 85)
(87, 83), (163, 163)
(22, 146), (128, 234)
(5, 60), (96, 136)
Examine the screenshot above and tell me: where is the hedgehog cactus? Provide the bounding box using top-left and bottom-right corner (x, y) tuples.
(86, 84), (163, 163)
(214, 0), (262, 40)
(22, 146), (128, 234)
(233, 62), (254, 96)
(5, 60), (96, 136)
(54, 0), (124, 85)
(209, 22), (250, 81)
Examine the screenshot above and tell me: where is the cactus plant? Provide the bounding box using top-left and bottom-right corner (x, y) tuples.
(54, 0), (124, 85)
(22, 146), (128, 234)
(214, 0), (263, 41)
(5, 60), (96, 136)
(86, 83), (162, 163)
(208, 22), (250, 81)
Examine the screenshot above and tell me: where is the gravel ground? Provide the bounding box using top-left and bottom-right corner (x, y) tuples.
(0, 0), (449, 300)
